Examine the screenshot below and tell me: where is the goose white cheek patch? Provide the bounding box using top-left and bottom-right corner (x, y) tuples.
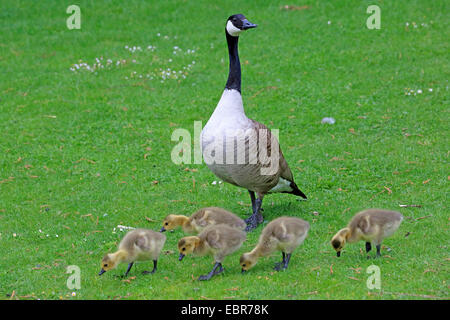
(226, 20), (242, 37)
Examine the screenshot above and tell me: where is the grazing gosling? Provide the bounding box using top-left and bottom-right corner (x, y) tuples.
(240, 217), (310, 272)
(331, 209), (403, 258)
(160, 207), (246, 233)
(177, 224), (246, 280)
(99, 228), (166, 277)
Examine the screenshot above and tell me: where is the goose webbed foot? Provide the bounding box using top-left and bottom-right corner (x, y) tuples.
(245, 214), (262, 232)
(274, 252), (291, 271)
(142, 260), (157, 275)
(273, 262), (284, 271)
(198, 262), (223, 281)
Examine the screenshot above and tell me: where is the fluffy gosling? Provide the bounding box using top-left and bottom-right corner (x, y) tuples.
(331, 209), (403, 258)
(177, 224), (246, 280)
(160, 207), (246, 233)
(99, 228), (166, 277)
(240, 216), (310, 272)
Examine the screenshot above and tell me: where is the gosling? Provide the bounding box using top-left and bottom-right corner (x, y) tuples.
(331, 209), (403, 258)
(99, 228), (166, 277)
(160, 207), (246, 233)
(177, 224), (246, 280)
(240, 217), (310, 273)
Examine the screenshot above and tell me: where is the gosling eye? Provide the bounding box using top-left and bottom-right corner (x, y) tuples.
(165, 222), (169, 226)
(242, 264), (246, 267)
(182, 247), (186, 251)
(103, 264), (108, 267)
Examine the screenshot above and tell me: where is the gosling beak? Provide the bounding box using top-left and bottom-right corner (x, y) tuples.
(242, 19), (257, 30)
(241, 269), (247, 274)
(98, 268), (106, 276)
(336, 251), (341, 257)
(178, 253), (185, 261)
(160, 227), (166, 232)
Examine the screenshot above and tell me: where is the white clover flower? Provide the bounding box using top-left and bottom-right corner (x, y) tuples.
(428, 88), (433, 92)
(417, 89), (422, 94)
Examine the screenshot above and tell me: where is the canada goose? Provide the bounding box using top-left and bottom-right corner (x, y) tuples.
(160, 207), (246, 233)
(331, 209), (403, 258)
(240, 216), (309, 272)
(201, 14), (307, 232)
(99, 228), (166, 277)
(177, 224), (246, 280)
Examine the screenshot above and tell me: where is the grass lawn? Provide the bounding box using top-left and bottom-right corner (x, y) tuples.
(0, 0), (448, 300)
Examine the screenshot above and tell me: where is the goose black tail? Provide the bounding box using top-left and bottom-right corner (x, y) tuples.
(289, 182), (307, 199)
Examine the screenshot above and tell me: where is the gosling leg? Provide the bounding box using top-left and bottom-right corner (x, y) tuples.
(283, 253), (292, 270)
(376, 244), (381, 258)
(124, 262), (134, 277)
(142, 260), (158, 275)
(366, 242), (372, 259)
(274, 252), (286, 271)
(198, 262), (223, 281)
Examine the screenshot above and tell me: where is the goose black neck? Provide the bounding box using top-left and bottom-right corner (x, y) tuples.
(225, 30), (241, 93)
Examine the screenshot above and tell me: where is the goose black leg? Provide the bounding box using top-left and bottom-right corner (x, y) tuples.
(124, 262), (134, 277)
(283, 253), (292, 270)
(365, 242), (372, 259)
(375, 244), (381, 258)
(248, 190), (256, 213)
(142, 260), (158, 275)
(198, 262), (223, 281)
(245, 198), (263, 232)
(274, 252), (286, 271)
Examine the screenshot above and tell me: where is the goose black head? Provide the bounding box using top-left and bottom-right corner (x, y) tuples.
(226, 14), (257, 37)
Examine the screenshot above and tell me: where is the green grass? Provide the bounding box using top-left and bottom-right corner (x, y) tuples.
(0, 0), (448, 300)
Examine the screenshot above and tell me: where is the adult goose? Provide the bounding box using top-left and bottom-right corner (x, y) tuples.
(201, 14), (307, 231)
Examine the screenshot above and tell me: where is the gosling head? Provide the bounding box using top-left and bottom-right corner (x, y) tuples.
(160, 214), (178, 232)
(177, 236), (199, 261)
(240, 252), (257, 273)
(99, 254), (118, 276)
(226, 14), (257, 37)
(331, 228), (350, 257)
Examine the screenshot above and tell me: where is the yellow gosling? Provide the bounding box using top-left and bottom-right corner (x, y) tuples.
(177, 224), (246, 280)
(331, 209), (403, 258)
(99, 228), (166, 277)
(240, 216), (309, 272)
(160, 207), (246, 234)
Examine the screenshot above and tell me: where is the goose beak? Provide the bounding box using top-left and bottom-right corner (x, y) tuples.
(160, 227), (166, 232)
(241, 269), (247, 274)
(336, 251), (341, 257)
(98, 268), (106, 276)
(242, 19), (257, 30)
(178, 253), (185, 261)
